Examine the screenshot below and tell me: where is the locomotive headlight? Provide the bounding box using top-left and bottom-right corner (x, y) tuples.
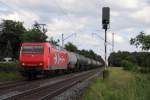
(39, 63), (43, 66)
(22, 63), (25, 66)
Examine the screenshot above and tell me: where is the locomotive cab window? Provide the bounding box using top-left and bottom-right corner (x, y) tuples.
(33, 46), (44, 53)
(22, 46), (44, 53)
(22, 46), (32, 53)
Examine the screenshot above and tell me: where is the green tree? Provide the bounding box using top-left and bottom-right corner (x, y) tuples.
(88, 50), (97, 59)
(108, 51), (150, 70)
(48, 37), (59, 46)
(65, 42), (78, 52)
(21, 28), (47, 42)
(0, 20), (26, 59)
(130, 32), (150, 50)
(0, 20), (49, 59)
(108, 51), (132, 67)
(2, 20), (26, 34)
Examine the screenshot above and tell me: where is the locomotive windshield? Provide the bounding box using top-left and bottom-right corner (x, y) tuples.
(22, 46), (44, 53)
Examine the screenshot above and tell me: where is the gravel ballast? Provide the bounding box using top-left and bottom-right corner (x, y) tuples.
(52, 71), (102, 100)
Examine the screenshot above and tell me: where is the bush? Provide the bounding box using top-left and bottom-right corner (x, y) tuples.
(103, 69), (109, 79)
(0, 62), (22, 72)
(108, 51), (150, 68)
(121, 60), (137, 71)
(140, 67), (150, 73)
(0, 62), (25, 82)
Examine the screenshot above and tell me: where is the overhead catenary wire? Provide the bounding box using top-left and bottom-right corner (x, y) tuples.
(53, 0), (74, 25)
(92, 32), (112, 46)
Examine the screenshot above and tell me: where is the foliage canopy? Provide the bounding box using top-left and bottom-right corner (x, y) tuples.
(130, 32), (150, 50)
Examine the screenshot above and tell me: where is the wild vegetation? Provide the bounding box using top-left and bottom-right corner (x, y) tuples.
(130, 32), (150, 50)
(81, 67), (150, 100)
(81, 32), (150, 100)
(108, 32), (150, 73)
(108, 51), (150, 72)
(0, 62), (24, 82)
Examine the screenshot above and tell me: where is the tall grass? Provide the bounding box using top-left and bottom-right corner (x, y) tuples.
(81, 67), (150, 100)
(0, 62), (24, 83)
(121, 60), (138, 71)
(0, 72), (24, 82)
(0, 62), (22, 72)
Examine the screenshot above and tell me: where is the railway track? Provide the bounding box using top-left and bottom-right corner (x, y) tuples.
(0, 74), (68, 91)
(0, 73), (79, 99)
(0, 75), (63, 91)
(0, 81), (27, 90)
(0, 68), (103, 100)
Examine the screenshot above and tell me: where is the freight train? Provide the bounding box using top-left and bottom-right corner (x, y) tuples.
(19, 42), (104, 79)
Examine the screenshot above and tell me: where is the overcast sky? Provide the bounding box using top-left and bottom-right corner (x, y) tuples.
(0, 0), (150, 59)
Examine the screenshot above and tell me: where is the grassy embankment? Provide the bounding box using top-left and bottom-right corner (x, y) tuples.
(0, 62), (25, 83)
(81, 67), (150, 100)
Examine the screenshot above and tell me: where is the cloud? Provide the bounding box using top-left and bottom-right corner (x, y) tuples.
(111, 11), (120, 17)
(76, 33), (100, 46)
(131, 6), (150, 23)
(47, 16), (88, 34)
(116, 0), (140, 8)
(0, 0), (149, 57)
(1, 10), (40, 27)
(145, 29), (150, 34)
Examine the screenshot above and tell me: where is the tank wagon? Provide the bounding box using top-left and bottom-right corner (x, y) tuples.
(19, 42), (104, 79)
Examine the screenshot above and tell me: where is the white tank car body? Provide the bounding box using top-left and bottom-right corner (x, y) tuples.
(94, 60), (97, 66)
(76, 54), (88, 65)
(87, 58), (92, 65)
(67, 52), (77, 68)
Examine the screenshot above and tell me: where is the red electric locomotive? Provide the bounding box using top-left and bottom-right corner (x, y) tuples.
(20, 42), (68, 79)
(20, 42), (104, 79)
